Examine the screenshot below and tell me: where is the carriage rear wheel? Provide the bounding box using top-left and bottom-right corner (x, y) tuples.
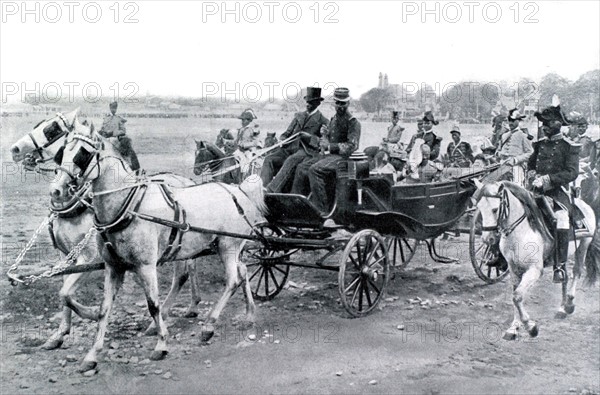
(241, 224), (295, 301)
(469, 208), (509, 284)
(385, 237), (418, 268)
(339, 230), (390, 317)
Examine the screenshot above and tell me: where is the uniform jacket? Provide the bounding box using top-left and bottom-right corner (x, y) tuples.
(281, 110), (329, 154)
(99, 114), (127, 138)
(324, 111), (361, 158)
(527, 133), (580, 194)
(235, 123), (261, 151)
(447, 140), (474, 168)
(498, 127), (533, 164)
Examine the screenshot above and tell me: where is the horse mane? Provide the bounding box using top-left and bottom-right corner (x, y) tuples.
(501, 181), (551, 238)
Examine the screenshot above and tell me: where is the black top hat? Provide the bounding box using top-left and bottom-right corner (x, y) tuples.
(304, 87), (324, 102)
(534, 105), (569, 127)
(507, 108), (526, 121)
(391, 110), (400, 118)
(109, 101), (118, 107)
(422, 111), (438, 125)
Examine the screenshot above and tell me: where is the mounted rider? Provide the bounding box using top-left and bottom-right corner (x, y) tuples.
(496, 108), (533, 185)
(233, 108), (262, 175)
(566, 111), (597, 171)
(262, 87), (329, 192)
(99, 101), (140, 171)
(530, 102), (580, 283)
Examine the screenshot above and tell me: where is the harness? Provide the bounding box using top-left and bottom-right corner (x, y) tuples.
(48, 181), (94, 254)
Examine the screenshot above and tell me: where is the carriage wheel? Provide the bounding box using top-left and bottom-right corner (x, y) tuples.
(339, 230), (390, 317)
(385, 237), (418, 268)
(241, 224), (293, 301)
(469, 208), (509, 284)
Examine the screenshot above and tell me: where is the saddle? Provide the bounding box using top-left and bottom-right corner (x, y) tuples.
(535, 195), (590, 241)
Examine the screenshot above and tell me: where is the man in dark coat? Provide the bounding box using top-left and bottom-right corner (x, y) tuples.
(261, 87), (329, 190)
(291, 87), (361, 217)
(529, 104), (580, 283)
(99, 101), (140, 170)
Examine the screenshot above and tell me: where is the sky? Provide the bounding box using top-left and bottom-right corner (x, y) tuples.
(1, 0), (599, 103)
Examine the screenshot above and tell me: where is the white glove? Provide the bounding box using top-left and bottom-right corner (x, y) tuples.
(532, 177), (544, 189)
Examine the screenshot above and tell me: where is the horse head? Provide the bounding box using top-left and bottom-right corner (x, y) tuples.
(474, 180), (503, 246)
(10, 108), (80, 167)
(194, 140), (226, 176)
(50, 119), (122, 203)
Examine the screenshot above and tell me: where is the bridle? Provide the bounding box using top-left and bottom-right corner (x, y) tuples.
(480, 187), (527, 237)
(55, 133), (133, 197)
(26, 113), (73, 169)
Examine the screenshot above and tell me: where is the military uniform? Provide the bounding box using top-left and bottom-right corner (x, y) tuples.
(527, 133), (580, 208)
(99, 114), (127, 138)
(306, 110), (360, 213)
(497, 127), (532, 185)
(447, 140), (474, 168)
(99, 112), (140, 171)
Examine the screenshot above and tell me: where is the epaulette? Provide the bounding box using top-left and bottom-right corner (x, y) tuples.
(563, 136), (582, 147)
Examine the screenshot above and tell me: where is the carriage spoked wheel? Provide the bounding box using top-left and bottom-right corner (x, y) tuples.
(385, 237), (418, 268)
(469, 208), (509, 284)
(241, 223), (296, 301)
(339, 229), (390, 317)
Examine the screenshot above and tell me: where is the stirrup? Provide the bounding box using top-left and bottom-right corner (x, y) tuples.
(553, 267), (566, 283)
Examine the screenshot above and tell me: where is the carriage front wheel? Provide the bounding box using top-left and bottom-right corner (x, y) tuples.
(469, 208), (509, 284)
(241, 224), (295, 301)
(339, 229), (390, 317)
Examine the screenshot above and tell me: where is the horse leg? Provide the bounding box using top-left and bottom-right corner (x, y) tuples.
(137, 264), (169, 360)
(503, 274), (523, 341)
(184, 259), (202, 318)
(79, 265), (124, 373)
(512, 267), (542, 338)
(144, 261), (190, 336)
(42, 271), (91, 350)
(236, 246), (256, 323)
(564, 238), (592, 315)
(200, 238), (253, 342)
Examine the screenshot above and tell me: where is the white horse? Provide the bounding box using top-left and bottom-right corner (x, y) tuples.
(9, 109), (203, 349)
(49, 121), (267, 372)
(475, 180), (599, 340)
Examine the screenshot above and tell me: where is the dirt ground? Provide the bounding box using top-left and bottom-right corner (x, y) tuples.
(1, 115), (599, 394)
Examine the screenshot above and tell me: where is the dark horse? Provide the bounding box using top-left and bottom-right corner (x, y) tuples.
(194, 140), (239, 184)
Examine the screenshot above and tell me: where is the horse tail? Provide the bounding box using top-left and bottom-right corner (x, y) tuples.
(239, 174), (268, 216)
(584, 227), (600, 285)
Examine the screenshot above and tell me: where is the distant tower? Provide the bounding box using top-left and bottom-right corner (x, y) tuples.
(378, 72), (383, 89)
(384, 74), (389, 89)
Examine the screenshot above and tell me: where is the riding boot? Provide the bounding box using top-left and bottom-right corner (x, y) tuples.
(553, 229), (569, 283)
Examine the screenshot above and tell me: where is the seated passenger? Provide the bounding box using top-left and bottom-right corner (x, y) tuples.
(405, 144), (443, 183)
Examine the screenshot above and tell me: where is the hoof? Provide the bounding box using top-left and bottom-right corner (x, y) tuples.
(502, 332), (517, 341)
(41, 338), (64, 350)
(528, 324), (539, 338)
(184, 311), (199, 318)
(144, 325), (158, 336)
(78, 360), (97, 373)
(200, 330), (214, 343)
(150, 350), (168, 361)
(564, 304), (575, 315)
(555, 311), (567, 320)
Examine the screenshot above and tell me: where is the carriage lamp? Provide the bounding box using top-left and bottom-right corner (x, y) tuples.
(349, 151), (370, 206)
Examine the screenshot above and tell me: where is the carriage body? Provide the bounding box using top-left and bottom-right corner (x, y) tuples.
(264, 160), (477, 241)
